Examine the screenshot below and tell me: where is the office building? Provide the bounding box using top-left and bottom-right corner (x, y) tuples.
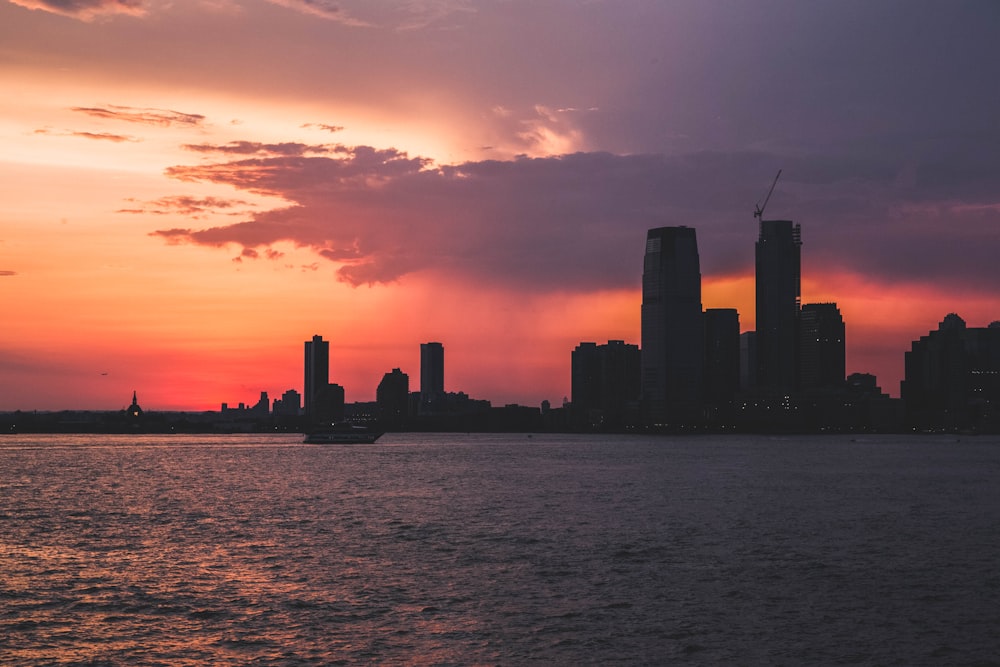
(420, 342), (444, 408)
(377, 368), (410, 429)
(902, 315), (1000, 429)
(304, 334), (330, 419)
(755, 219), (801, 393)
(641, 226), (704, 423)
(704, 308), (741, 405)
(571, 340), (640, 428)
(798, 303), (845, 391)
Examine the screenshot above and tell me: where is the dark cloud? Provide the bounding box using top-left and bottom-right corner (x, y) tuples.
(152, 142), (1000, 294)
(8, 0), (145, 20)
(0, 270), (17, 277)
(183, 141), (334, 157)
(117, 195), (254, 217)
(71, 105), (204, 127)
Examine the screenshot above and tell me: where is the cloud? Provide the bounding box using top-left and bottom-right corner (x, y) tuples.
(183, 141), (333, 157)
(71, 105), (205, 127)
(302, 123), (344, 134)
(262, 0), (474, 29)
(264, 0), (371, 26)
(152, 142), (1000, 295)
(0, 270), (17, 277)
(34, 128), (138, 142)
(117, 195), (254, 217)
(8, 0), (145, 20)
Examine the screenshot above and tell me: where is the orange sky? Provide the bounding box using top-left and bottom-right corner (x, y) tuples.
(2, 1), (998, 410)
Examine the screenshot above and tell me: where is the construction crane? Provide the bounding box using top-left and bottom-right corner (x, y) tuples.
(753, 169), (782, 220)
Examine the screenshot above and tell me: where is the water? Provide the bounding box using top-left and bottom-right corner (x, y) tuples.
(2, 433), (999, 666)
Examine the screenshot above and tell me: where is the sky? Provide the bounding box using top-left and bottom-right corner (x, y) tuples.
(1, 0), (999, 411)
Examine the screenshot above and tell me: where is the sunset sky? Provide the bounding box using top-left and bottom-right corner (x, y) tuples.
(2, 0), (998, 411)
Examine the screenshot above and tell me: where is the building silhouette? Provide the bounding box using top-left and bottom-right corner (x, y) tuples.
(304, 334), (329, 419)
(377, 368), (410, 429)
(704, 308), (741, 406)
(315, 383), (345, 423)
(755, 219), (801, 393)
(125, 391), (143, 418)
(420, 342), (445, 411)
(798, 303), (845, 392)
(272, 389), (301, 417)
(739, 331), (757, 391)
(902, 315), (1000, 430)
(571, 340), (640, 429)
(641, 226), (704, 423)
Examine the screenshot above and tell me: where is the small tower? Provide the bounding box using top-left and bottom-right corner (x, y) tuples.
(127, 390), (144, 418)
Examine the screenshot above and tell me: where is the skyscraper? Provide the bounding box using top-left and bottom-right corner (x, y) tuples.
(641, 226), (704, 423)
(755, 219), (801, 393)
(798, 302), (845, 391)
(304, 334), (329, 419)
(420, 342), (444, 396)
(704, 308), (741, 405)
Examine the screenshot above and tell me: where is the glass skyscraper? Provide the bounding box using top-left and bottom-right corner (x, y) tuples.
(640, 226), (703, 423)
(755, 219), (801, 393)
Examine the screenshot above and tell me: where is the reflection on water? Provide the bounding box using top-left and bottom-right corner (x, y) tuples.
(2, 433), (1000, 665)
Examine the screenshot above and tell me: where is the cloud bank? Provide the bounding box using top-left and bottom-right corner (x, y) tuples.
(9, 0), (144, 20)
(153, 142), (1000, 294)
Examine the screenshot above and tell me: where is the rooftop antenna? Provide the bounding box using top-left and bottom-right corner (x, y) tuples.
(753, 169), (782, 220)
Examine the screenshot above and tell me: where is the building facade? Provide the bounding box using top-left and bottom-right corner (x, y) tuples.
(755, 219), (801, 393)
(571, 340), (640, 429)
(640, 226), (704, 423)
(420, 342), (444, 399)
(376, 368), (410, 429)
(704, 308), (741, 405)
(304, 334), (329, 419)
(798, 303), (846, 392)
(902, 314), (1000, 430)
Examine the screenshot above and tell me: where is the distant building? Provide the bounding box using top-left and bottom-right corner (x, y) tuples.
(571, 340), (640, 428)
(315, 383), (345, 424)
(641, 226), (704, 423)
(704, 309), (740, 405)
(420, 342), (445, 411)
(273, 389), (301, 417)
(756, 219), (801, 393)
(125, 390), (143, 418)
(740, 331), (758, 390)
(304, 335), (330, 419)
(902, 315), (1000, 430)
(799, 303), (845, 391)
(377, 368), (410, 429)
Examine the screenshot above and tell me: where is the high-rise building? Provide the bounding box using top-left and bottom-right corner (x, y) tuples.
(377, 368), (410, 429)
(571, 340), (640, 428)
(704, 308), (741, 405)
(902, 315), (1000, 429)
(755, 219), (801, 393)
(798, 303), (845, 391)
(304, 334), (329, 419)
(641, 226), (704, 423)
(420, 342), (444, 396)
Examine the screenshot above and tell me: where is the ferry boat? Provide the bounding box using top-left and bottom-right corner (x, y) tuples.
(303, 423), (384, 444)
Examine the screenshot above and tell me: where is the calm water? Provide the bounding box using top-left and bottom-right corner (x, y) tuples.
(2, 433), (999, 666)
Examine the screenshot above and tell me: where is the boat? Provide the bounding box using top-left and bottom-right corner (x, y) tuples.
(303, 423), (384, 444)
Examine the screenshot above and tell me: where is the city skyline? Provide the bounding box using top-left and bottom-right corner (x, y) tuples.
(2, 1), (999, 411)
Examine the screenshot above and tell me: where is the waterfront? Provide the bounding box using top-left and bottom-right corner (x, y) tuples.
(2, 433), (999, 665)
